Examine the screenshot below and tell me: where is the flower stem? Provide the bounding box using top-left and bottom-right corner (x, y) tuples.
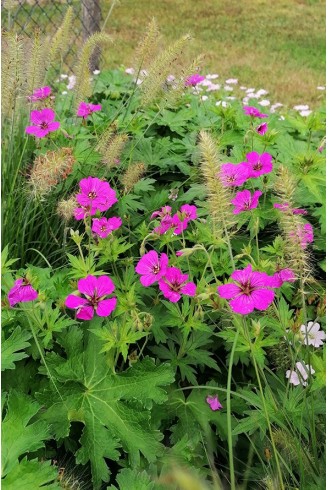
(226, 329), (239, 490)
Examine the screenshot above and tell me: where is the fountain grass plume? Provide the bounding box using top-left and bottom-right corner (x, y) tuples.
(140, 34), (192, 106)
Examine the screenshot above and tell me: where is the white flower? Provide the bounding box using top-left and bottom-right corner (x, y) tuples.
(256, 89), (268, 96)
(125, 67), (135, 75)
(317, 86), (325, 90)
(300, 110), (312, 117)
(206, 74), (219, 79)
(242, 97), (250, 104)
(248, 93), (261, 99)
(62, 91), (68, 95)
(300, 322), (326, 347)
(67, 75), (76, 90)
(201, 95), (208, 101)
(286, 362), (315, 386)
(60, 74), (68, 79)
(199, 79), (213, 86)
(240, 86), (247, 90)
(135, 78), (143, 85)
(226, 96), (236, 100)
(224, 85), (233, 91)
(293, 104), (309, 111)
(216, 101), (228, 107)
(93, 69), (100, 75)
(259, 99), (270, 106)
(246, 87), (255, 93)
(270, 102), (283, 113)
(206, 83), (221, 92)
(225, 78), (238, 84)
(279, 115), (285, 120)
(167, 74), (175, 82)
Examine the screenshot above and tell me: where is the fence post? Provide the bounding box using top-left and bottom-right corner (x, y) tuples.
(81, 0), (101, 72)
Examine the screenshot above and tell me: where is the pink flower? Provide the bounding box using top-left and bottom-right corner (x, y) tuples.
(231, 189), (262, 214)
(286, 362), (315, 387)
(76, 177), (117, 212)
(65, 275), (117, 320)
(206, 395), (222, 411)
(74, 204), (98, 221)
(217, 264), (275, 315)
(219, 163), (250, 187)
(185, 74), (206, 86)
(77, 102), (102, 119)
(273, 203), (307, 215)
(8, 278), (38, 307)
(25, 108), (60, 138)
(300, 321), (326, 348)
(290, 223), (314, 249)
(158, 267), (196, 302)
(171, 204), (197, 235)
(151, 206), (172, 220)
(243, 106), (268, 118)
(244, 151), (273, 178)
(256, 122), (268, 135)
(270, 268), (296, 287)
(27, 86), (52, 102)
(135, 250), (169, 286)
(91, 217), (122, 238)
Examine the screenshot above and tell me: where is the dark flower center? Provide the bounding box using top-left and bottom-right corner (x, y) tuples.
(152, 265), (160, 274)
(227, 175), (236, 182)
(240, 280), (253, 296)
(253, 162), (263, 170)
(88, 191), (97, 199)
(169, 281), (181, 292)
(100, 225), (107, 232)
(40, 122), (49, 129)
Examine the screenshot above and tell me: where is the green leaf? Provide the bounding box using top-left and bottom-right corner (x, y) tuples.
(108, 468), (156, 490)
(2, 391), (51, 477)
(1, 327), (31, 371)
(38, 332), (174, 489)
(2, 458), (60, 489)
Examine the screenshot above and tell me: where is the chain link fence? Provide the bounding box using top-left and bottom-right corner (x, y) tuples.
(1, 0), (102, 71)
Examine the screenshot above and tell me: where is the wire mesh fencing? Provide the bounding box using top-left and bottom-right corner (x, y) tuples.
(1, 0), (103, 72)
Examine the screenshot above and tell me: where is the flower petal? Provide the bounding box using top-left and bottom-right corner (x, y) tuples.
(65, 294), (88, 309)
(96, 298), (117, 316)
(76, 305), (94, 320)
(96, 276), (115, 297)
(77, 276), (98, 297)
(250, 289), (275, 311)
(217, 283), (240, 299)
(229, 294), (255, 314)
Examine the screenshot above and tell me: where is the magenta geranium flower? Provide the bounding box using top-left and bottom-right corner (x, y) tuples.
(25, 108), (60, 138)
(185, 74), (205, 86)
(273, 203), (307, 215)
(74, 204), (98, 221)
(91, 217), (122, 238)
(8, 278), (38, 307)
(256, 122), (268, 135)
(158, 267), (196, 303)
(270, 268), (296, 288)
(217, 264), (275, 315)
(135, 250), (169, 286)
(231, 189), (262, 214)
(77, 102), (102, 119)
(151, 206), (172, 220)
(206, 395), (222, 411)
(243, 106), (268, 118)
(76, 177), (117, 212)
(27, 86), (52, 102)
(290, 223), (314, 249)
(65, 275), (117, 320)
(244, 151), (273, 178)
(219, 163), (250, 187)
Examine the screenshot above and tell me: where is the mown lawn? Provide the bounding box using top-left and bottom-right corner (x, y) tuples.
(105, 0), (326, 106)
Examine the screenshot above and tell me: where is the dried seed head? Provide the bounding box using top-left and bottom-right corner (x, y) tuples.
(121, 163), (146, 193)
(57, 195), (77, 222)
(29, 147), (75, 198)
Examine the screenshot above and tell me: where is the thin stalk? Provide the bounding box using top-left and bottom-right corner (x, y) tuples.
(242, 318), (285, 489)
(226, 329), (239, 490)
